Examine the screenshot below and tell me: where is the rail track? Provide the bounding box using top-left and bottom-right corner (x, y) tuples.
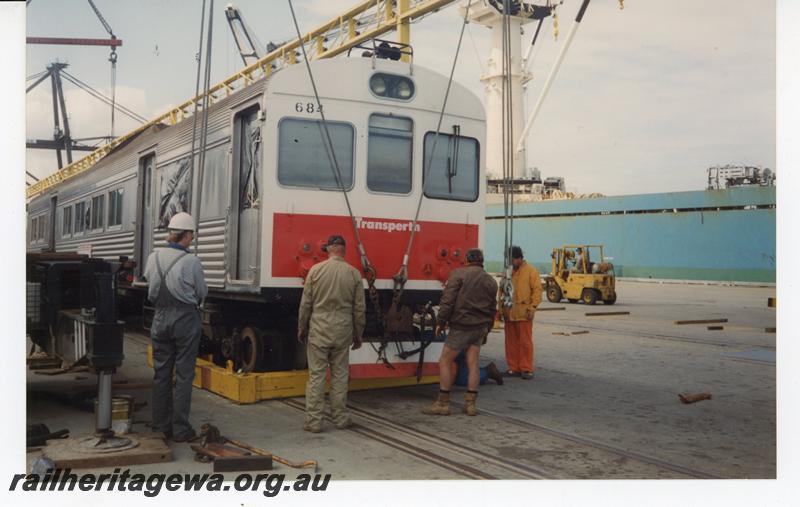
(280, 397), (552, 479)
(124, 329), (723, 479)
(281, 394), (720, 480)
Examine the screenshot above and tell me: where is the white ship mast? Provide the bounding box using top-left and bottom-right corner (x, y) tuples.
(465, 1), (536, 181)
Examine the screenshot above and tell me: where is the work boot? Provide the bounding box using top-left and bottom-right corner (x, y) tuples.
(422, 390), (451, 415)
(172, 428), (199, 443)
(303, 423), (322, 434)
(485, 362), (504, 385)
(463, 391), (478, 416)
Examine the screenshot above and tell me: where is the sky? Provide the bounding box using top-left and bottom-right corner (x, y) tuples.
(24, 0), (776, 196)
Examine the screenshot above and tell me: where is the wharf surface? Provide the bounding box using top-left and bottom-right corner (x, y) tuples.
(26, 281), (776, 479)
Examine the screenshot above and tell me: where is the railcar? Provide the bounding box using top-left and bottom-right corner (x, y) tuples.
(26, 51), (486, 380)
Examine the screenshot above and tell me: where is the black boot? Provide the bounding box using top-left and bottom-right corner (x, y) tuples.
(485, 362), (504, 385)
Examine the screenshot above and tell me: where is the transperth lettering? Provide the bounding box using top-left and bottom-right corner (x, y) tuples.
(355, 217), (421, 233)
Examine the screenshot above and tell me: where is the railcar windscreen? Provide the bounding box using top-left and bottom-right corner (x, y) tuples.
(277, 118), (354, 190)
(367, 114), (413, 194)
(422, 131), (479, 202)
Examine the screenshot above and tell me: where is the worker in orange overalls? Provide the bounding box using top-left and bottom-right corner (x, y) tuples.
(499, 246), (542, 380)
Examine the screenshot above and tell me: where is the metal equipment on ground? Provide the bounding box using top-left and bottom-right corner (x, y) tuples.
(26, 254), (170, 467)
(544, 244), (616, 305)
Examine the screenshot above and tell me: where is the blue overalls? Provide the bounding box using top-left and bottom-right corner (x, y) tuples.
(150, 250), (202, 439)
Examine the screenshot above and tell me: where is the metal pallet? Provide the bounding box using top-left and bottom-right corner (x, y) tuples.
(147, 346), (438, 404)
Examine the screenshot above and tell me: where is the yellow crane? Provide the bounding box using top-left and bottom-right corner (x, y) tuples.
(26, 0), (457, 199)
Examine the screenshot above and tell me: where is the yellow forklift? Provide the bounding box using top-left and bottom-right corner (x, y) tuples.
(545, 245), (617, 305)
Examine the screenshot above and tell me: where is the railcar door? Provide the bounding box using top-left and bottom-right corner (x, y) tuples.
(135, 153), (155, 278)
(231, 105), (262, 283)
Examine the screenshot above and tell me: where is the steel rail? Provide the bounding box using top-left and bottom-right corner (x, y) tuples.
(279, 398), (497, 479)
(344, 401), (554, 479)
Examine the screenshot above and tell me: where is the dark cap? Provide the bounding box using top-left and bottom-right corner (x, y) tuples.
(325, 235), (346, 248)
(510, 245), (523, 259)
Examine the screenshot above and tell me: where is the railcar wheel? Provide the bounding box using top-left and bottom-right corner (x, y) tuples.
(581, 289), (598, 305)
(546, 285), (562, 303)
(240, 326), (263, 373)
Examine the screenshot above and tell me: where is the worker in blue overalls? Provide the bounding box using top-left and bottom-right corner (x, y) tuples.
(144, 212), (208, 442)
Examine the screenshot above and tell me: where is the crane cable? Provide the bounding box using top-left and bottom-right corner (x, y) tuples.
(109, 48), (117, 137)
(286, 0), (471, 368)
(499, 0), (515, 309)
(194, 0), (215, 254)
(189, 0), (207, 181)
(60, 71), (147, 123)
(87, 0), (118, 138)
(389, 0), (473, 322)
(374, 0), (472, 368)
(286, 0), (387, 345)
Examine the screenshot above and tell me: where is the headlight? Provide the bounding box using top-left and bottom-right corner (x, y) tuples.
(370, 75), (387, 96)
(395, 79), (413, 99)
(369, 73), (414, 101)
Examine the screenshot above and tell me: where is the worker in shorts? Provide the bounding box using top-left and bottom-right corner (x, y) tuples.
(423, 248), (498, 416)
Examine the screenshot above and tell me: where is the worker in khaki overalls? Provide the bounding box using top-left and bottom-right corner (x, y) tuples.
(144, 212), (208, 442)
(298, 235), (366, 433)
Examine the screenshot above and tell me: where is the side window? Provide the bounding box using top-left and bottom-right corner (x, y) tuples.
(62, 206), (72, 237)
(108, 188), (124, 227)
(278, 118), (354, 190)
(91, 195), (105, 230)
(32, 215), (45, 242)
(74, 201), (86, 234)
(157, 155), (192, 229)
(422, 130), (479, 202)
(367, 114), (413, 194)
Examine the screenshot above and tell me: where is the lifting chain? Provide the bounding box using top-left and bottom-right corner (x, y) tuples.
(362, 260), (395, 369)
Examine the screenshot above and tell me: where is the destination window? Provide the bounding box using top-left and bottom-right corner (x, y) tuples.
(278, 118), (354, 190)
(62, 205), (72, 237)
(422, 130), (479, 202)
(108, 188), (124, 227)
(91, 194), (105, 230)
(367, 114), (413, 194)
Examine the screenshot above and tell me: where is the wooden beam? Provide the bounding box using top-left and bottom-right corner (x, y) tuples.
(674, 318), (728, 325)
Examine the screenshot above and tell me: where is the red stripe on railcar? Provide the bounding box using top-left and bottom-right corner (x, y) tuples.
(272, 213), (479, 282)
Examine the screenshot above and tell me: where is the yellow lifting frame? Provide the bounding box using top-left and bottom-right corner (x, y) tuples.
(26, 0), (457, 199)
(147, 346), (439, 404)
